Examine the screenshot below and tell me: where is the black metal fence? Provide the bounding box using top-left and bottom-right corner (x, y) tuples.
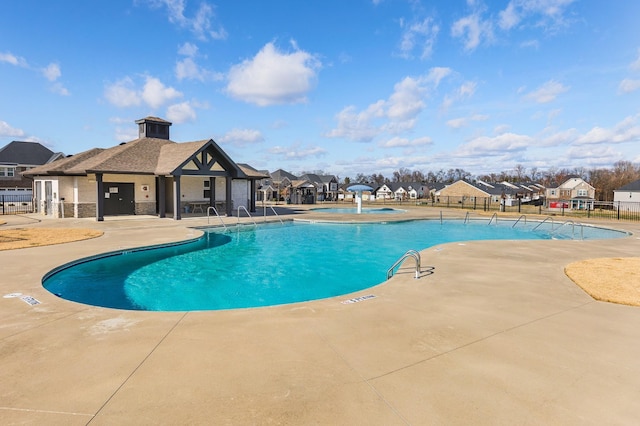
(0, 194), (34, 214)
(376, 196), (640, 222)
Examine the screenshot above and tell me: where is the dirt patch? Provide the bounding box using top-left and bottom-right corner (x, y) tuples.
(0, 228), (103, 250)
(566, 258), (640, 307)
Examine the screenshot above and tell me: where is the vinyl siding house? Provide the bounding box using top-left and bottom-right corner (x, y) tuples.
(437, 179), (537, 208)
(298, 173), (339, 202)
(24, 117), (265, 220)
(374, 182), (428, 201)
(257, 170), (339, 204)
(613, 179), (640, 210)
(545, 177), (595, 210)
(0, 141), (64, 195)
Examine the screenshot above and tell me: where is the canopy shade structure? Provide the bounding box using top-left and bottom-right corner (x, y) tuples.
(347, 184), (373, 214)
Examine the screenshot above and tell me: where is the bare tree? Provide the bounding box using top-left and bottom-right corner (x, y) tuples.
(513, 164), (527, 181)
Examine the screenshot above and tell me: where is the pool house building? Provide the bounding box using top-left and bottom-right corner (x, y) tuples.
(24, 117), (266, 220)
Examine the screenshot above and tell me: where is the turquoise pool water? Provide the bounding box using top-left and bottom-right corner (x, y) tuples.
(43, 220), (627, 311)
(311, 207), (404, 214)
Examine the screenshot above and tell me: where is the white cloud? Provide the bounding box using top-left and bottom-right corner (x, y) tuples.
(175, 57), (223, 81)
(42, 63), (61, 81)
(619, 79), (640, 94)
(50, 82), (70, 96)
(326, 68), (452, 142)
(520, 39), (540, 49)
(104, 76), (181, 108)
(142, 0), (227, 41)
(175, 57), (200, 81)
(325, 101), (385, 142)
(540, 128), (578, 146)
(378, 136), (433, 148)
(451, 13), (493, 51)
(524, 80), (569, 103)
(142, 77), (182, 108)
(458, 81), (477, 97)
(175, 43), (222, 81)
(386, 77), (426, 122)
(178, 42), (198, 57)
(0, 52), (28, 67)
(399, 17), (440, 60)
(455, 132), (533, 157)
(498, 2), (520, 30)
(166, 101), (196, 123)
(0, 120), (26, 137)
(226, 42), (321, 106)
(268, 144), (327, 160)
(446, 117), (468, 129)
(425, 67), (452, 87)
(573, 114), (640, 145)
(104, 77), (142, 108)
(441, 81), (477, 111)
(446, 113), (489, 129)
(498, 0), (577, 33)
(565, 145), (621, 165)
(218, 128), (264, 146)
(2, 54), (68, 95)
(115, 126), (139, 142)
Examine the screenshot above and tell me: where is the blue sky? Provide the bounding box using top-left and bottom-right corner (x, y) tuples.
(1, 0), (639, 180)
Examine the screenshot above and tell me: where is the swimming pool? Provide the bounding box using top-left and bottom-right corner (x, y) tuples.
(311, 207), (404, 214)
(43, 220), (628, 311)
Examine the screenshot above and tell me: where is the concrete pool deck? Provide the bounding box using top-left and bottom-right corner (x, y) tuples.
(2, 206), (640, 425)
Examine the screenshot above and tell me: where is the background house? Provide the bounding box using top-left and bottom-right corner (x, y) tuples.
(0, 141), (64, 213)
(257, 170), (339, 204)
(0, 141), (63, 193)
(373, 182), (427, 201)
(545, 176), (595, 210)
(613, 179), (640, 210)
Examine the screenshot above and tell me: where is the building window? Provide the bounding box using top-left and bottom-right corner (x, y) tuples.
(0, 167), (15, 177)
(577, 189), (588, 197)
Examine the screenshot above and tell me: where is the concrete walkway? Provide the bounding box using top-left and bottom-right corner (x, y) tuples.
(1, 207), (640, 425)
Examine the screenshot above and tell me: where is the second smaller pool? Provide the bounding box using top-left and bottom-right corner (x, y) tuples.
(311, 207), (405, 214)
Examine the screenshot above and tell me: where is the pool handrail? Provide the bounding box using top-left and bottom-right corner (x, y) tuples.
(207, 206), (227, 231)
(551, 220), (584, 240)
(237, 205), (257, 226)
(264, 205), (284, 224)
(512, 215), (527, 228)
(488, 212), (498, 225)
(387, 249), (421, 280)
(533, 216), (554, 231)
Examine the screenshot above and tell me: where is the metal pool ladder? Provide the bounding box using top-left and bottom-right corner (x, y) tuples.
(207, 206), (227, 231)
(263, 205), (284, 224)
(387, 250), (421, 280)
(237, 205), (257, 226)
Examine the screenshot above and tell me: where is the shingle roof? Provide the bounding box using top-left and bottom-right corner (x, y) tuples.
(0, 141), (61, 165)
(618, 179), (640, 191)
(155, 140), (209, 175)
(25, 136), (262, 181)
(237, 163), (269, 179)
(80, 138), (173, 174)
(23, 118), (261, 180)
(135, 116), (172, 125)
(270, 169), (297, 182)
(24, 148), (105, 176)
